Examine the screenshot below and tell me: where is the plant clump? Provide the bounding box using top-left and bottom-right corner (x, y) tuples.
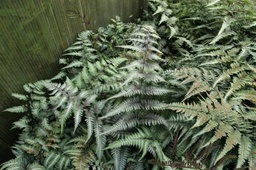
(2, 0), (256, 169)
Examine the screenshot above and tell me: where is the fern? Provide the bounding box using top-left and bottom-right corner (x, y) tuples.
(105, 127), (168, 162)
(111, 147), (129, 170)
(170, 92), (255, 168)
(2, 0), (256, 169)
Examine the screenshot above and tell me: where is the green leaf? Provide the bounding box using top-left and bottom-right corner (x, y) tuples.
(44, 152), (60, 169)
(73, 108), (82, 132)
(206, 0), (221, 7)
(62, 61), (83, 69)
(159, 14), (168, 25)
(236, 135), (252, 168)
(215, 130), (241, 164)
(4, 105), (26, 113)
(153, 6), (165, 15)
(168, 26), (177, 39)
(12, 93), (27, 100)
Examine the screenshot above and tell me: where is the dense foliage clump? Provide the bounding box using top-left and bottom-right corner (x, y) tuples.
(2, 0), (256, 169)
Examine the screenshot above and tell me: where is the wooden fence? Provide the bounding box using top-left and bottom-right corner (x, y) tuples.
(0, 0), (147, 163)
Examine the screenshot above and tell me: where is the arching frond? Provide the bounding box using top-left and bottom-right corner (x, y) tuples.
(105, 127), (167, 162)
(111, 147), (129, 170)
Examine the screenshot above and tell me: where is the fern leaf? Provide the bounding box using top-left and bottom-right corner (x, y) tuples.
(58, 156), (71, 170)
(44, 152), (60, 169)
(64, 45), (83, 51)
(216, 17), (232, 37)
(60, 102), (73, 133)
(213, 63), (245, 87)
(194, 120), (218, 138)
(100, 98), (141, 119)
(169, 26), (177, 39)
(12, 117), (29, 130)
(50, 71), (67, 80)
(73, 108), (82, 133)
(94, 120), (106, 160)
(117, 45), (144, 53)
(11, 93), (27, 101)
(199, 55), (233, 66)
(62, 51), (83, 57)
(55, 96), (68, 109)
(147, 52), (164, 61)
(233, 90), (256, 103)
(0, 158), (24, 170)
(105, 127), (165, 161)
(247, 64), (256, 73)
(177, 36), (193, 48)
(102, 113), (167, 135)
(4, 105), (26, 113)
(215, 129), (241, 164)
(29, 163), (47, 170)
(23, 84), (33, 93)
(153, 5), (165, 16)
(201, 122), (229, 150)
(111, 147), (129, 170)
(108, 57), (128, 68)
(88, 62), (97, 76)
(224, 77), (245, 100)
(62, 60), (83, 69)
(236, 135), (252, 168)
(159, 14), (168, 25)
(85, 111), (95, 143)
(210, 31), (235, 45)
(191, 113), (209, 129)
(170, 102), (206, 119)
(41, 118), (53, 131)
(184, 81), (211, 100)
(206, 0), (221, 7)
(248, 146), (256, 170)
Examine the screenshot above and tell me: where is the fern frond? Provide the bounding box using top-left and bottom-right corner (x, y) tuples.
(44, 152), (61, 169)
(101, 98), (169, 119)
(210, 17), (235, 44)
(28, 163), (47, 170)
(237, 135), (252, 168)
(105, 127), (166, 161)
(184, 80), (212, 101)
(73, 108), (82, 133)
(213, 63), (246, 87)
(111, 147), (129, 170)
(4, 105), (27, 113)
(224, 76), (246, 100)
(62, 60), (83, 69)
(215, 129), (241, 164)
(94, 119), (106, 160)
(206, 0), (221, 7)
(11, 93), (27, 100)
(12, 117), (29, 130)
(85, 111), (95, 143)
(60, 102), (73, 133)
(100, 98), (142, 119)
(0, 157), (26, 170)
(62, 51), (83, 57)
(248, 146), (256, 170)
(107, 85), (172, 100)
(233, 90), (256, 103)
(102, 113), (167, 135)
(194, 120), (218, 138)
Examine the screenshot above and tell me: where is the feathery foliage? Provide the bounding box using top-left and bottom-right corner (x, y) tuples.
(2, 0), (256, 169)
